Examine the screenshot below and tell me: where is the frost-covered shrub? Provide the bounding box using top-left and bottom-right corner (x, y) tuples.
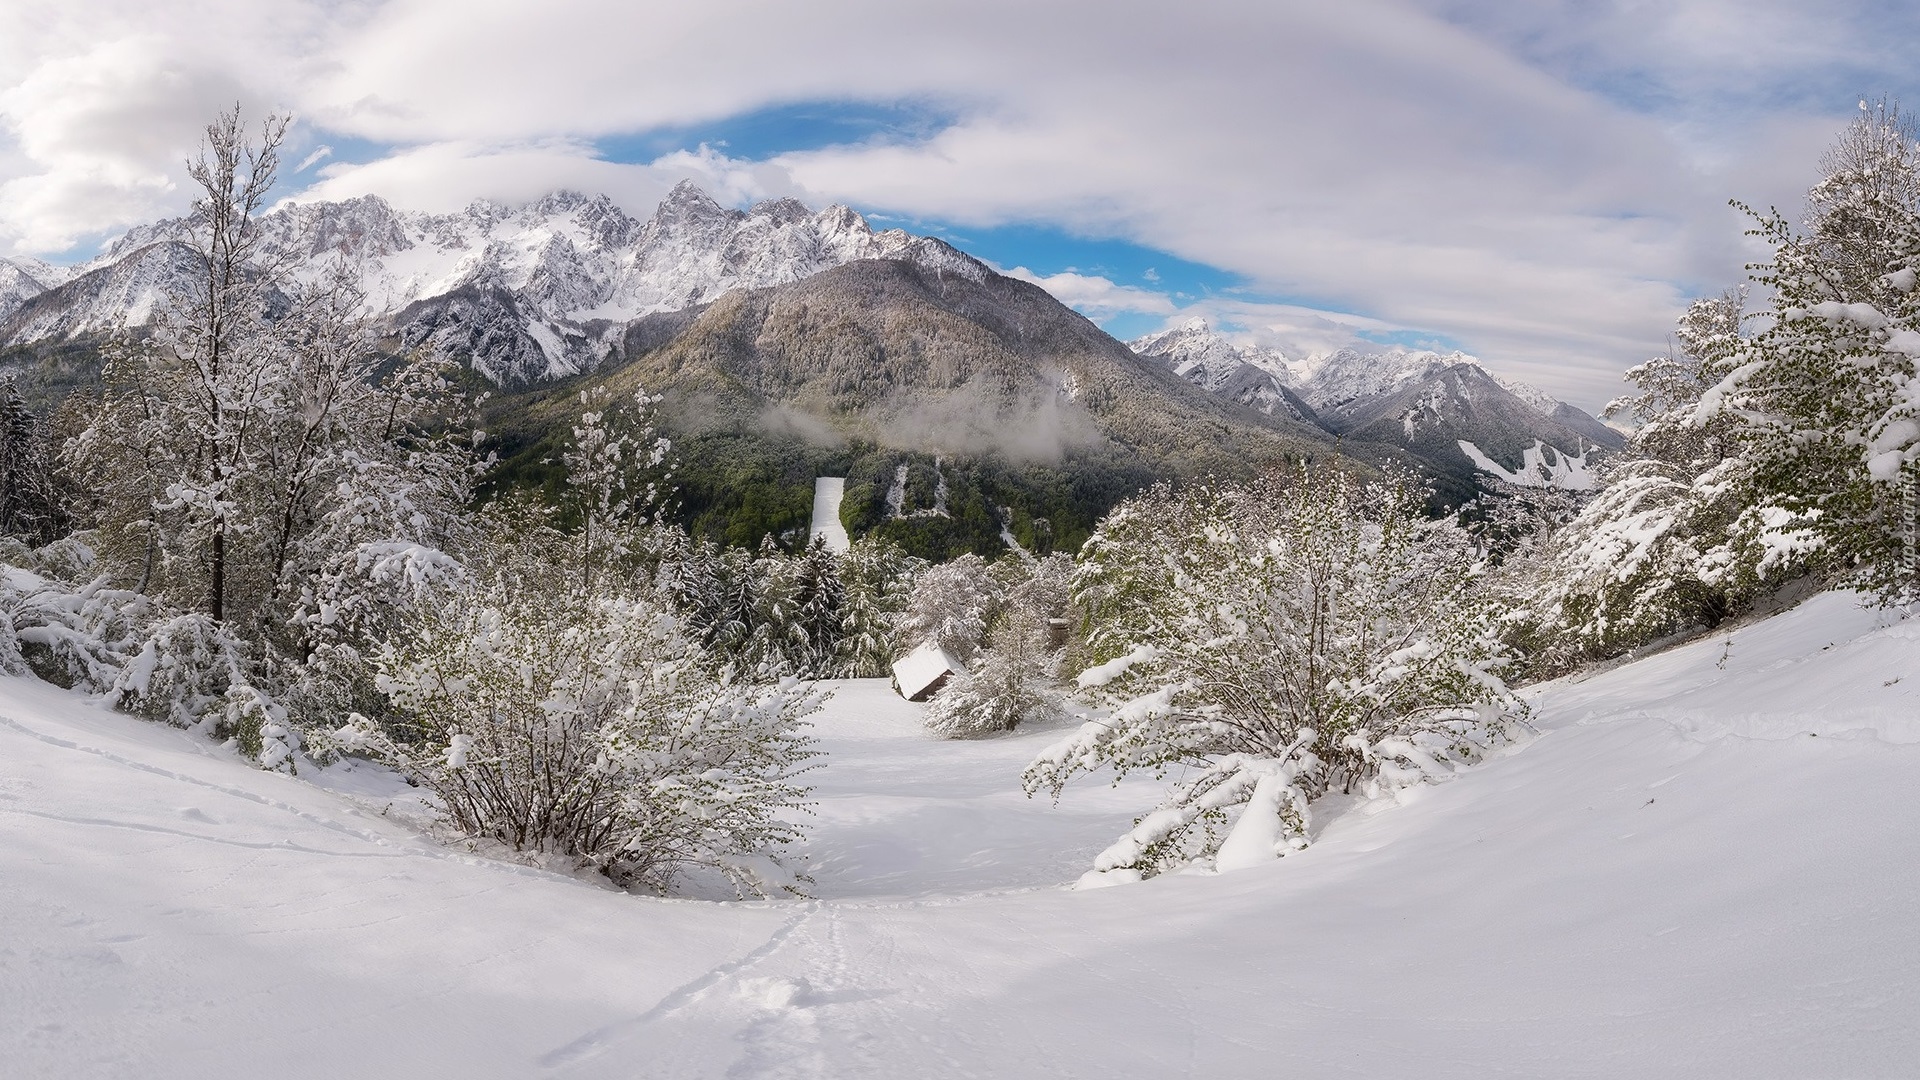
(322, 390), (823, 897)
(112, 613), (298, 770)
(1, 569), (149, 691)
(1026, 468), (1521, 881)
(335, 571), (821, 896)
(924, 651), (1068, 737)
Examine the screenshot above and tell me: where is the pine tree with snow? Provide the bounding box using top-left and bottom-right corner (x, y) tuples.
(835, 538), (924, 678)
(782, 537), (847, 676)
(0, 377), (70, 546)
(1703, 100), (1920, 598)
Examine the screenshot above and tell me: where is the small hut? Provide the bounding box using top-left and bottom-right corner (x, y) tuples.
(891, 641), (964, 701)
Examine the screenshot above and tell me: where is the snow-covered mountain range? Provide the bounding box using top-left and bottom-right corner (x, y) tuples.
(1130, 320), (1622, 491)
(0, 183), (989, 386)
(1126, 319), (1319, 425)
(2, 184), (1622, 497)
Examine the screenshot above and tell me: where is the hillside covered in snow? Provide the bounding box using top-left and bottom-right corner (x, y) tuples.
(4, 590), (1915, 1078)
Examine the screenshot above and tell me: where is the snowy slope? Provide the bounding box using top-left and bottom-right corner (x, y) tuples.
(1459, 436), (1598, 489)
(4, 594), (1918, 1078)
(808, 477), (851, 554)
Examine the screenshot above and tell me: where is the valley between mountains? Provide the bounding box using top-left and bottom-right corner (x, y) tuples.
(0, 183), (1618, 555)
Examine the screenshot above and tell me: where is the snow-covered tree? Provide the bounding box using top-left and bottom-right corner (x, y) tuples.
(893, 552), (999, 663)
(1508, 291), (1821, 664)
(781, 537), (847, 675)
(924, 553), (1073, 738)
(1703, 99), (1920, 597)
(68, 107), (474, 643)
(836, 538), (924, 678)
(0, 377), (70, 545)
(1025, 468), (1521, 882)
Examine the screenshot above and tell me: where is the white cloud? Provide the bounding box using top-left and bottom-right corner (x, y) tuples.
(2, 0), (1915, 407)
(1003, 267), (1176, 319)
(291, 141), (789, 218)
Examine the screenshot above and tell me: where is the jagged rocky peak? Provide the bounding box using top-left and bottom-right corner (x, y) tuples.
(1296, 346), (1470, 412)
(0, 259), (51, 321)
(1129, 318), (1314, 424)
(1130, 317), (1296, 388)
(0, 179), (979, 388)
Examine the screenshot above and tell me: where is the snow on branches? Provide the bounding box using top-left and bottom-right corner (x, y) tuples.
(332, 566), (822, 897)
(1702, 100), (1920, 598)
(1027, 467), (1522, 882)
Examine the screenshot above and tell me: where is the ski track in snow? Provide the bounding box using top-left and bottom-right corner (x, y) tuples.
(5, 594), (1920, 1077)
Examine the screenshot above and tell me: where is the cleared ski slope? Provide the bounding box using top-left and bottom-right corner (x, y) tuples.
(3, 592), (1917, 1078)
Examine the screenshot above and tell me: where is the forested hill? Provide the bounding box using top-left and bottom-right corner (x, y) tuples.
(483, 257), (1343, 558)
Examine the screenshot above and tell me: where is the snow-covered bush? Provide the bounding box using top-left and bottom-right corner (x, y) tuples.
(322, 390), (822, 897)
(112, 614), (296, 769)
(924, 651), (1068, 737)
(1, 567), (149, 692)
(1025, 468), (1521, 881)
(335, 537), (821, 896)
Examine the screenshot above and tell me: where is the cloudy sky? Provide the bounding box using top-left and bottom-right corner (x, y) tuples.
(6, 0), (1919, 409)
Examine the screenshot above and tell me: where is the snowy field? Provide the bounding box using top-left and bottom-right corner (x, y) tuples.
(4, 591), (1918, 1078)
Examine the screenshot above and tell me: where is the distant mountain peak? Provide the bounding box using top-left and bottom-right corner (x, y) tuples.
(1129, 320), (1309, 424)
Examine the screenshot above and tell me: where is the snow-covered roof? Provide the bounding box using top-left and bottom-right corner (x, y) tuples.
(892, 641), (963, 701)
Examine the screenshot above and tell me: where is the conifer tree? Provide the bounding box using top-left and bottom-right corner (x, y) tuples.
(0, 376), (69, 545)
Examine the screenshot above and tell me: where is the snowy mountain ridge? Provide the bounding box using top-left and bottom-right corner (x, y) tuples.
(1126, 318), (1319, 425)
(0, 183), (991, 386)
(1129, 320), (1566, 419)
(1129, 317), (1297, 388)
(1129, 319), (1617, 492)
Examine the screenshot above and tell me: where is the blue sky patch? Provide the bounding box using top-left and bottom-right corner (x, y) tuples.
(597, 100), (961, 163)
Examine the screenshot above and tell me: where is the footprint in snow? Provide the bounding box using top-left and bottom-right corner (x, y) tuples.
(736, 976), (811, 1010)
